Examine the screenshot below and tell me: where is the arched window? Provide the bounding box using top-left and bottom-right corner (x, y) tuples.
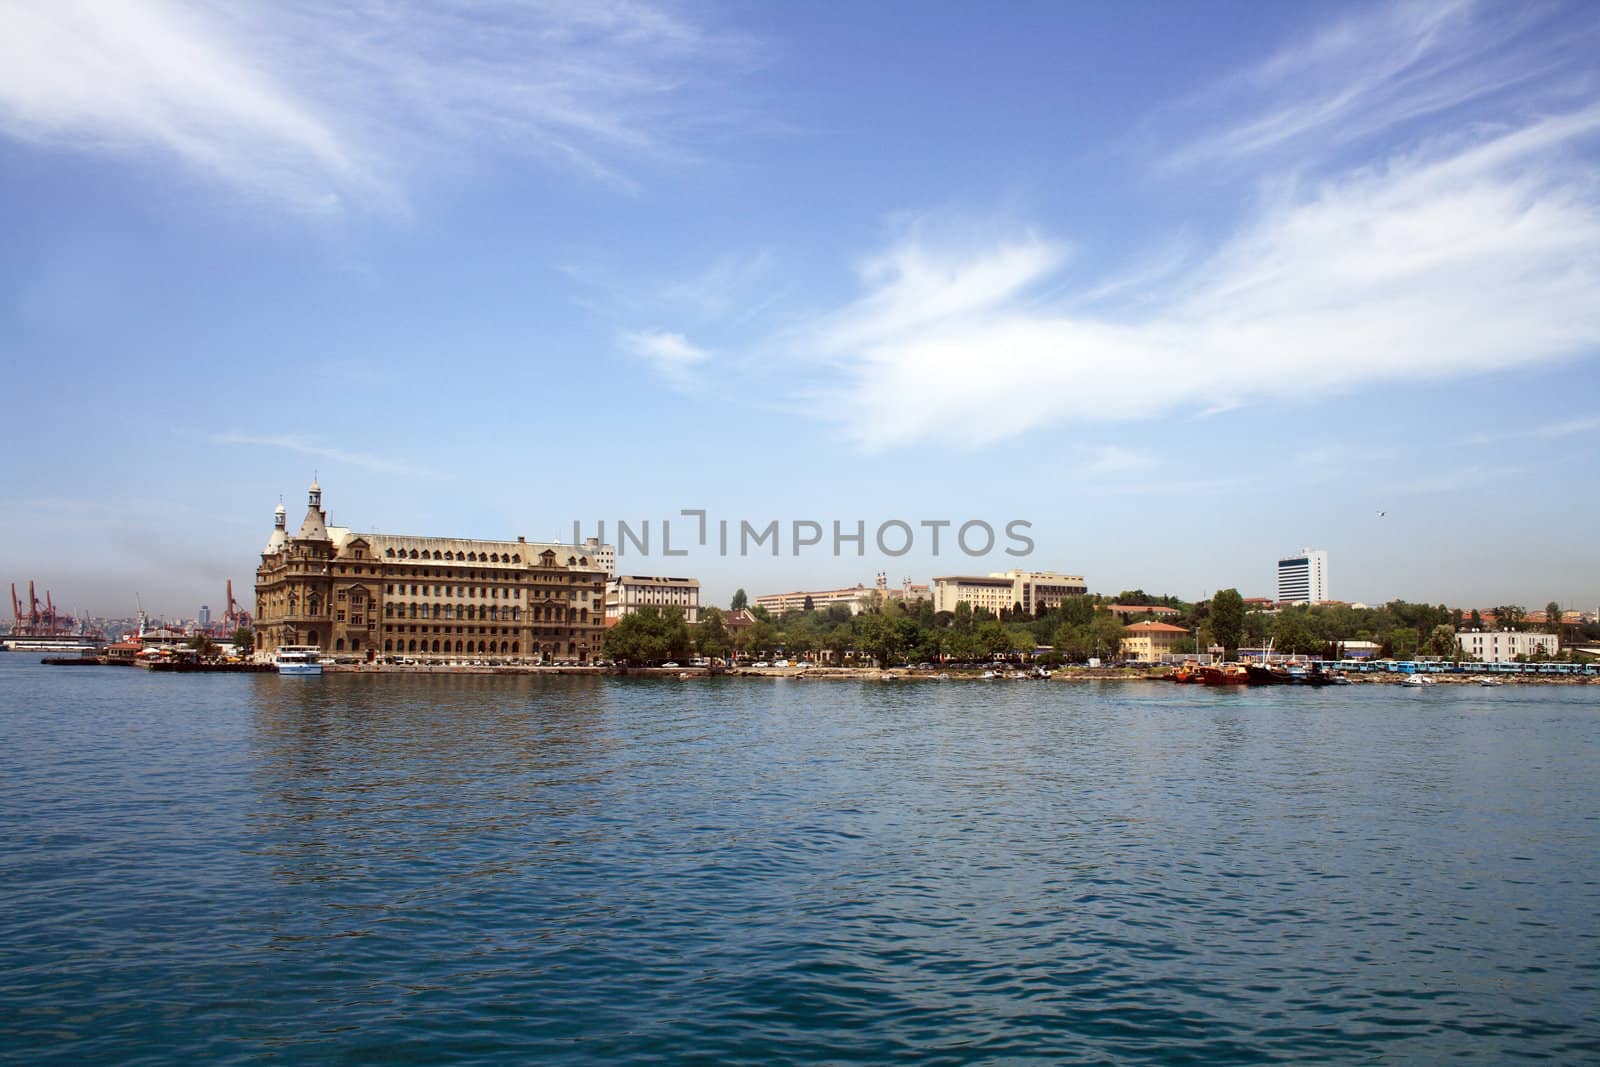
(385, 548), (395, 557)
(455, 640), (464, 653)
(409, 549), (418, 559)
(384, 639), (392, 652)
(430, 640), (439, 653)
(512, 642), (520, 654)
(500, 641), (509, 653)
(512, 554), (520, 563)
(408, 639), (416, 652)
(335, 638), (345, 651)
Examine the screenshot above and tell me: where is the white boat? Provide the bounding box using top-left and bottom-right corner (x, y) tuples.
(273, 645), (323, 676)
(1401, 674), (1436, 687)
(1475, 676), (1504, 687)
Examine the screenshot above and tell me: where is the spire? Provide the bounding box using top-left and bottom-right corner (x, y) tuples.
(308, 475), (322, 510)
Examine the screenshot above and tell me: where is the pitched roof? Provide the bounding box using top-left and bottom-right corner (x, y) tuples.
(1123, 621), (1188, 633)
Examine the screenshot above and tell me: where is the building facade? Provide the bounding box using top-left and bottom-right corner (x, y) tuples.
(605, 575), (701, 626)
(1276, 549), (1329, 604)
(1107, 603), (1180, 621)
(1456, 629), (1560, 663)
(931, 570), (1088, 615)
(754, 575), (929, 617)
(755, 584), (878, 616)
(1120, 620), (1188, 661)
(254, 482), (607, 663)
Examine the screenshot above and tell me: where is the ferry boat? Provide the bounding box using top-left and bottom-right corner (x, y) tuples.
(273, 646), (323, 676)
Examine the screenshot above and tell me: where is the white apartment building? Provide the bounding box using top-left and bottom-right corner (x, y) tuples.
(932, 570), (1087, 615)
(604, 575), (700, 626)
(755, 575), (930, 616)
(1456, 629), (1560, 663)
(754, 584), (878, 616)
(1276, 549), (1329, 605)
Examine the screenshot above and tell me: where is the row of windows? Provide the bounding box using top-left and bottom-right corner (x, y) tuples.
(384, 603), (528, 621)
(384, 547), (527, 563)
(379, 639), (587, 656)
(384, 584), (520, 599)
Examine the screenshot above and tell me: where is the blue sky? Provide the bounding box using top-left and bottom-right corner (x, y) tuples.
(3, 0), (1599, 618)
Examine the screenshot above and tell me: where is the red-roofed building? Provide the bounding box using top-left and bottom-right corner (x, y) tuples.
(1121, 620), (1188, 661)
(1107, 603), (1181, 620)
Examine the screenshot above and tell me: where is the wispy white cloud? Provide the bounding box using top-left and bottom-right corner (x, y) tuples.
(1465, 414), (1600, 445)
(796, 105), (1600, 450)
(618, 328), (712, 389)
(1076, 446), (1155, 477)
(1161, 0), (1586, 171)
(212, 433), (438, 478)
(0, 0), (754, 211)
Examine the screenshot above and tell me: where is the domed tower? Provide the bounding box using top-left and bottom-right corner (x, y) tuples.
(264, 502), (287, 555)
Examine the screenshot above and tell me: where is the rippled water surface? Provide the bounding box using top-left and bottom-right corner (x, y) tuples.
(3, 657), (1598, 1063)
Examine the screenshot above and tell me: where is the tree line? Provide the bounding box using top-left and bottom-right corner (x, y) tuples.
(602, 587), (1596, 668)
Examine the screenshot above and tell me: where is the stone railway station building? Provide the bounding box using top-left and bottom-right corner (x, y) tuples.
(255, 481), (606, 663)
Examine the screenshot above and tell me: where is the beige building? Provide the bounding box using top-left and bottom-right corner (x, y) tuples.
(755, 574), (929, 616)
(605, 575), (701, 626)
(254, 481), (607, 664)
(1120, 620), (1188, 661)
(932, 570), (1087, 615)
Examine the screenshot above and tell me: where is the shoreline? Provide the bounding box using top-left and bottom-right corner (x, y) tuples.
(30, 658), (1599, 684)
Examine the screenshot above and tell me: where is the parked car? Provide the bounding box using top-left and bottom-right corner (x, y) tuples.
(663, 661), (680, 668)
(753, 661), (770, 668)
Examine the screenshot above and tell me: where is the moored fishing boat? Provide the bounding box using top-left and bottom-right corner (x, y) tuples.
(1200, 664), (1249, 686)
(1245, 663), (1291, 685)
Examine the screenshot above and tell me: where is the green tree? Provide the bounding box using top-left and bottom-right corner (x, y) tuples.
(802, 595), (815, 612)
(232, 627), (255, 657)
(746, 619), (777, 658)
(856, 613), (901, 667)
(1546, 601), (1562, 635)
(1468, 609), (1483, 630)
(1273, 611), (1318, 655)
(187, 633), (218, 657)
(730, 588), (748, 611)
(1426, 623), (1459, 659)
(603, 606), (690, 665)
(1054, 623), (1091, 662)
(1390, 627), (1420, 660)
(1211, 589), (1245, 658)
(696, 607), (732, 663)
(1089, 611), (1126, 663)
